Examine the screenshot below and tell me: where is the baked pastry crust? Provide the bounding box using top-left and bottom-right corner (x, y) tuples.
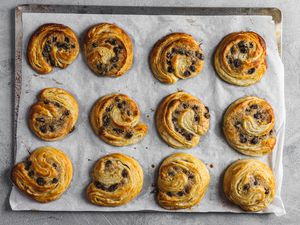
(214, 31), (266, 86)
(150, 33), (204, 84)
(86, 153), (143, 207)
(223, 96), (276, 156)
(223, 159), (276, 212)
(156, 91), (210, 149)
(27, 23), (79, 74)
(11, 146), (73, 203)
(157, 153), (210, 209)
(90, 93), (147, 146)
(83, 23), (133, 77)
(29, 88), (79, 141)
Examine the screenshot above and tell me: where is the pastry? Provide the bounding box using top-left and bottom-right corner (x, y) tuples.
(90, 93), (147, 146)
(86, 153), (143, 207)
(223, 96), (276, 156)
(157, 153), (210, 209)
(223, 159), (276, 212)
(27, 23), (79, 74)
(29, 88), (79, 141)
(83, 23), (133, 77)
(214, 31), (266, 86)
(11, 146), (73, 203)
(156, 91), (210, 149)
(150, 33), (204, 84)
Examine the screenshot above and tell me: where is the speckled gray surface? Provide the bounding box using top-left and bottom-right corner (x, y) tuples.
(1, 0), (299, 224)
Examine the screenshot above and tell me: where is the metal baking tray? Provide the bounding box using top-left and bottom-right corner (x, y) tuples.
(13, 5), (283, 211)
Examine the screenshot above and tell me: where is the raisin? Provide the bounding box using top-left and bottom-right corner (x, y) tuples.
(107, 183), (119, 192)
(54, 102), (61, 108)
(125, 132), (133, 139)
(52, 178), (58, 184)
(39, 125), (47, 133)
(265, 188), (270, 194)
(250, 104), (258, 109)
(166, 192), (173, 197)
(36, 177), (46, 186)
(105, 160), (112, 167)
(182, 103), (188, 109)
(230, 46), (235, 54)
(109, 39), (117, 45)
(122, 169), (128, 178)
(52, 163), (57, 168)
(240, 134), (247, 143)
(205, 106), (210, 112)
(254, 179), (259, 185)
(64, 36), (70, 43)
(233, 59), (242, 68)
(177, 191), (185, 196)
(49, 125), (55, 132)
(248, 68), (256, 74)
(167, 66), (174, 73)
(185, 133), (193, 141)
(103, 115), (110, 127)
(254, 112), (262, 119)
(194, 116), (199, 122)
(188, 174), (194, 180)
(183, 70), (191, 77)
(251, 137), (259, 144)
(243, 183), (250, 191)
(168, 171), (175, 176)
(110, 57), (119, 63)
(192, 105), (199, 110)
(204, 113), (210, 119)
(94, 181), (106, 190)
(166, 52), (172, 58)
(92, 43), (98, 48)
(189, 65), (196, 72)
(28, 170), (34, 177)
(113, 127), (124, 134)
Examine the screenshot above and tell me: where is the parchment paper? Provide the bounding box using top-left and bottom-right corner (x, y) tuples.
(10, 12), (286, 216)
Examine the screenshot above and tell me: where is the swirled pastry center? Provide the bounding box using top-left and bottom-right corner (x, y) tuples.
(86, 38), (126, 76)
(41, 32), (77, 68)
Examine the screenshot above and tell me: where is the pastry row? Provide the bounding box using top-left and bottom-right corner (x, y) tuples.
(27, 23), (267, 86)
(11, 147), (276, 212)
(29, 88), (276, 157)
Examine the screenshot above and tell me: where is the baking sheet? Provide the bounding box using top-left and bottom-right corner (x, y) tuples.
(10, 12), (285, 216)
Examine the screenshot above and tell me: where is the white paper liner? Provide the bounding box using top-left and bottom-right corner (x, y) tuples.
(10, 12), (285, 216)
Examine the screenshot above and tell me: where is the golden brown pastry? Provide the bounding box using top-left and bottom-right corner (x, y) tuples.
(29, 88), (79, 141)
(83, 23), (133, 77)
(11, 146), (73, 203)
(214, 31), (266, 86)
(223, 159), (276, 212)
(27, 23), (79, 74)
(156, 91), (210, 149)
(157, 153), (210, 209)
(90, 93), (147, 146)
(150, 33), (204, 84)
(223, 96), (276, 156)
(86, 153), (143, 207)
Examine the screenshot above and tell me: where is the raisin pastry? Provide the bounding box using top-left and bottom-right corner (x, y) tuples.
(157, 153), (210, 210)
(11, 146), (73, 203)
(223, 96), (276, 156)
(27, 23), (79, 74)
(156, 91), (210, 149)
(214, 32), (266, 86)
(90, 93), (147, 146)
(87, 153), (143, 207)
(83, 23), (133, 77)
(223, 159), (275, 212)
(150, 33), (204, 84)
(29, 88), (79, 141)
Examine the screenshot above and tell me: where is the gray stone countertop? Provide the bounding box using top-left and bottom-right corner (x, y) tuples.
(0, 0), (299, 224)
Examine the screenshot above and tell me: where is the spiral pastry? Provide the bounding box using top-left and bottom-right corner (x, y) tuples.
(223, 159), (276, 212)
(157, 153), (210, 209)
(223, 96), (276, 156)
(90, 93), (147, 146)
(27, 23), (79, 74)
(150, 33), (204, 84)
(29, 88), (79, 141)
(214, 31), (267, 86)
(83, 23), (133, 77)
(156, 91), (210, 149)
(86, 153), (143, 207)
(11, 146), (73, 203)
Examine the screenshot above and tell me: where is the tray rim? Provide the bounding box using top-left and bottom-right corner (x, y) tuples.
(13, 4), (283, 213)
